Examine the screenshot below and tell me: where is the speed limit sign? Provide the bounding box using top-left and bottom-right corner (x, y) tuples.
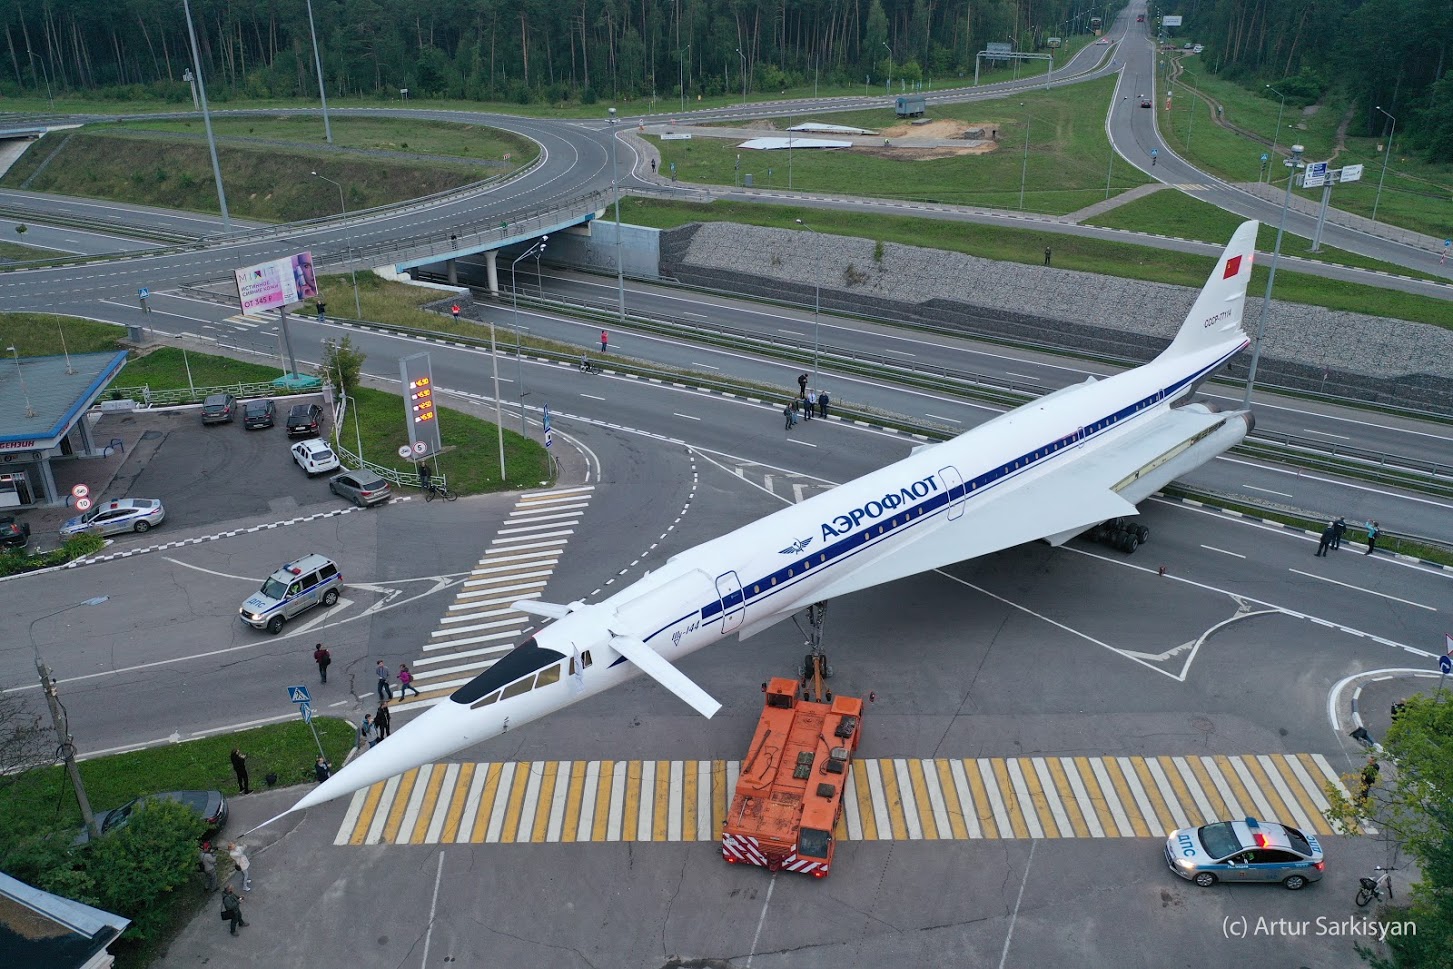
(413, 441), (428, 455)
(71, 483), (90, 499)
(397, 445), (412, 459)
(75, 496), (93, 511)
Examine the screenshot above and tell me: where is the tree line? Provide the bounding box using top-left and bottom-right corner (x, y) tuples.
(3, 1), (1447, 157)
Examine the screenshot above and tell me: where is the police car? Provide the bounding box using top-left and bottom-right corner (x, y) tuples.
(59, 498), (166, 538)
(1164, 816), (1324, 890)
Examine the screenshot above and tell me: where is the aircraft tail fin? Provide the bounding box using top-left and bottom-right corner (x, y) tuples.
(1159, 220), (1259, 361)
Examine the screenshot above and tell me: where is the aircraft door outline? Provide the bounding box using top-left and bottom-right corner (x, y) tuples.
(938, 466), (966, 520)
(715, 570), (745, 635)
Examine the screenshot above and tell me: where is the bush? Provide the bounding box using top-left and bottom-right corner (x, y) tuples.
(0, 533), (106, 577)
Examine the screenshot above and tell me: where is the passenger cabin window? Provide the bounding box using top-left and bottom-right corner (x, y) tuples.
(299, 572), (319, 590)
(319, 564), (338, 580)
(581, 650), (593, 668)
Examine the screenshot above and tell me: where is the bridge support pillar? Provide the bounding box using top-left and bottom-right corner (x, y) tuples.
(484, 250), (500, 295)
(446, 257), (458, 286)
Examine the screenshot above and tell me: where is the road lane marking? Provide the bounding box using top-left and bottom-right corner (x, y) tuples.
(1200, 545), (1246, 558)
(1244, 485), (1294, 497)
(673, 412), (701, 421)
(1287, 569), (1436, 610)
(925, 413), (962, 424)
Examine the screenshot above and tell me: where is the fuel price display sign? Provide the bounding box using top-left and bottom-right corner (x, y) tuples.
(399, 352), (442, 459)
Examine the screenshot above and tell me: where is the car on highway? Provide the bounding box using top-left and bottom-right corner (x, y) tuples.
(239, 553), (343, 633)
(329, 470), (392, 507)
(73, 789), (228, 846)
(286, 402), (325, 437)
(1140, 96), (1152, 108)
(1164, 816), (1324, 890)
(59, 498), (165, 538)
(292, 439), (340, 476)
(243, 398), (276, 429)
(200, 393), (237, 424)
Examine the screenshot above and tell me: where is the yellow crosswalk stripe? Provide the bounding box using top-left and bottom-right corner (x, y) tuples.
(333, 753), (1353, 846)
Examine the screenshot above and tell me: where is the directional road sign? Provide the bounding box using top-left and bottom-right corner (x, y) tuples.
(1440, 653), (1452, 676)
(300, 702), (314, 724)
(543, 404), (553, 449)
(288, 685), (313, 704)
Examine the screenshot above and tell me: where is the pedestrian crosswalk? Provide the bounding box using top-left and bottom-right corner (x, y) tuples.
(392, 485), (595, 710)
(222, 313), (274, 330)
(332, 752), (1355, 846)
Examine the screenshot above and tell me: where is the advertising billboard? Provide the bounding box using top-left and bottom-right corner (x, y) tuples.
(399, 352), (442, 460)
(1162, 14), (1183, 26)
(233, 252), (319, 313)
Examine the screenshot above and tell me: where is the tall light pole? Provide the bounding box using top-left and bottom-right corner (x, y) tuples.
(1243, 144), (1304, 408)
(678, 44), (690, 113)
(31, 596), (110, 840)
(511, 237), (548, 437)
(26, 50), (53, 109)
(736, 48), (747, 106)
(794, 219), (822, 385)
(882, 42), (893, 93)
(6, 346), (35, 417)
(608, 118), (626, 326)
(1265, 85), (1287, 185)
(304, 0), (333, 143)
(1018, 104), (1032, 210)
(1371, 105), (1396, 225)
(310, 171), (361, 318)
(182, 0), (231, 233)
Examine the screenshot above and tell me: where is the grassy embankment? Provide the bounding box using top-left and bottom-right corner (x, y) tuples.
(0, 116), (538, 222)
(0, 314), (549, 494)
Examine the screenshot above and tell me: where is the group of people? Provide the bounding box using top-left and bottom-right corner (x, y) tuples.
(784, 373), (831, 430)
(199, 840), (255, 935)
(1315, 517), (1382, 556)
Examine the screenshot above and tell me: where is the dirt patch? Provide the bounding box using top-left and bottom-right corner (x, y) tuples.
(855, 143), (994, 161)
(855, 117), (1001, 160)
(878, 118), (982, 139)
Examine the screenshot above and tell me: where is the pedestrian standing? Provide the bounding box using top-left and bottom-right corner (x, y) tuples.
(818, 390), (830, 419)
(376, 660), (393, 700)
(360, 713), (378, 748)
(1365, 520), (1381, 555)
(314, 756), (332, 783)
(797, 373), (809, 398)
(375, 699), (392, 740)
(1044, 247), (1052, 266)
(806, 390), (818, 420)
(1358, 756), (1380, 799)
(227, 842), (252, 892)
(801, 395), (813, 421)
(1315, 524), (1334, 556)
(398, 664), (421, 698)
(316, 300), (326, 323)
(783, 402), (795, 431)
(600, 329), (609, 352)
(200, 842), (217, 893)
(313, 643), (331, 683)
(1331, 516), (1347, 549)
(451, 303), (461, 320)
(221, 885), (248, 935)
(229, 748), (250, 795)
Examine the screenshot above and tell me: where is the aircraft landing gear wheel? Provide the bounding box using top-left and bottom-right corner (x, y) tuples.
(1134, 524), (1150, 542)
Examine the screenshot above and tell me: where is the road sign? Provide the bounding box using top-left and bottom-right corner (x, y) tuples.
(138, 287), (150, 300)
(1340, 163), (1364, 182)
(413, 440), (428, 455)
(288, 685), (313, 704)
(397, 445), (412, 459)
(1150, 148), (1158, 157)
(543, 404), (553, 449)
(1440, 654), (1452, 675)
(399, 353), (442, 459)
(71, 483), (89, 499)
(300, 702), (313, 724)
(74, 496), (92, 511)
(1302, 160), (1328, 188)
(1260, 153), (1269, 162)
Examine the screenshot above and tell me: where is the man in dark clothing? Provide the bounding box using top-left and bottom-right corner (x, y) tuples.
(797, 373), (808, 398)
(1359, 757), (1380, 799)
(818, 390), (830, 418)
(221, 885), (248, 935)
(314, 756), (332, 783)
(313, 643), (331, 683)
(1316, 524), (1334, 556)
(1331, 517), (1347, 549)
(376, 660), (393, 700)
(230, 748), (250, 794)
(375, 700), (392, 740)
(783, 403), (795, 430)
(1044, 247), (1052, 266)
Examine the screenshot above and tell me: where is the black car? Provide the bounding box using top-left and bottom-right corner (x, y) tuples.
(0, 515), (29, 549)
(73, 789), (228, 845)
(243, 398), (276, 429)
(201, 393), (237, 424)
(286, 402), (324, 437)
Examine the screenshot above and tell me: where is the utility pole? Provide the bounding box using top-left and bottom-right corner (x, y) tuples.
(37, 659), (99, 838)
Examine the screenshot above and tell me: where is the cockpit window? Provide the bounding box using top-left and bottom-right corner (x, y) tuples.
(536, 664), (561, 687)
(449, 638), (563, 704)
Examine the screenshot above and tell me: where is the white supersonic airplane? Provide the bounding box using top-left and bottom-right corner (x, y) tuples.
(290, 220), (1261, 815)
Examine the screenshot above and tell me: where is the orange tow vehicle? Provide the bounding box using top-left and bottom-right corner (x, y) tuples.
(721, 676), (864, 877)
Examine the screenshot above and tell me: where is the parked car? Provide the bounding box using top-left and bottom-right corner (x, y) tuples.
(329, 471), (393, 507)
(286, 402), (324, 437)
(243, 398), (276, 429)
(1165, 817), (1324, 890)
(73, 789), (228, 846)
(59, 498), (165, 538)
(0, 515), (29, 549)
(292, 438), (341, 476)
(200, 393), (237, 424)
(239, 553), (343, 633)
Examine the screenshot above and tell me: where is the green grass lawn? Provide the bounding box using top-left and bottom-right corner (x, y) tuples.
(0, 717), (357, 848)
(613, 197), (1453, 328)
(0, 240), (59, 262)
(0, 315), (126, 355)
(114, 346), (284, 393)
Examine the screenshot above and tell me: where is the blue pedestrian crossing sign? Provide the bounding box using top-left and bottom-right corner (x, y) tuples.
(138, 287), (150, 299)
(288, 685), (312, 704)
(543, 404), (553, 449)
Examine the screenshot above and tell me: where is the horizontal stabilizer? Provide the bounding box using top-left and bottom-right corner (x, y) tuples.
(609, 635), (722, 718)
(513, 600), (582, 620)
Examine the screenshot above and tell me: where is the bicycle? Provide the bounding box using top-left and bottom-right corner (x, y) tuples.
(423, 481), (457, 502)
(578, 357), (600, 374)
(1355, 867), (1396, 907)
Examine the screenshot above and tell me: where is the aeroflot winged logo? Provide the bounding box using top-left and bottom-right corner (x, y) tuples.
(779, 537), (814, 555)
(819, 473), (940, 540)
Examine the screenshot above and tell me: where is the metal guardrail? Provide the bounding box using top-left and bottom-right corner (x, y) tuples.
(107, 379), (283, 406)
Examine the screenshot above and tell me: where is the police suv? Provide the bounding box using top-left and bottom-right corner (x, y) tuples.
(1165, 816), (1324, 890)
(239, 554), (342, 634)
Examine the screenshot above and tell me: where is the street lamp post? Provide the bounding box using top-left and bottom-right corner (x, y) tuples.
(883, 42), (893, 93)
(6, 346), (35, 417)
(181, 0), (231, 233)
(678, 45), (690, 113)
(310, 172), (362, 319)
(1265, 85), (1288, 184)
(1019, 104), (1032, 210)
(1243, 144), (1304, 408)
(303, 0), (333, 143)
(1371, 105), (1396, 225)
(26, 50), (53, 109)
(511, 238), (548, 437)
(794, 219), (822, 386)
(608, 119), (626, 326)
(736, 48), (747, 106)
(31, 596), (110, 840)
